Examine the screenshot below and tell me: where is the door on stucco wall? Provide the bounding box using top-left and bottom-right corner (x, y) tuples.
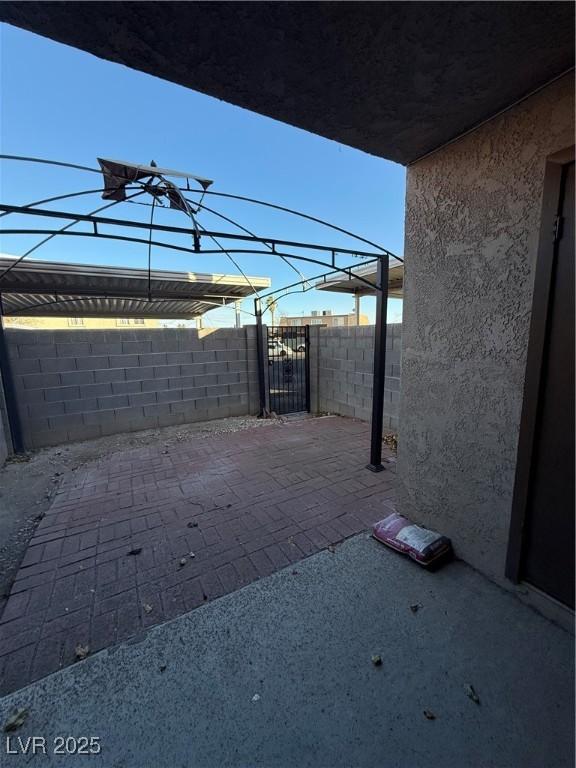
(508, 157), (575, 609)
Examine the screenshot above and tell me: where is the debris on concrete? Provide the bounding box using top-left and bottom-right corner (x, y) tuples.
(75, 644), (90, 661)
(187, 521), (199, 528)
(371, 654), (383, 667)
(382, 432), (398, 453)
(3, 708), (28, 732)
(410, 603), (422, 613)
(179, 558), (187, 568)
(143, 604), (153, 614)
(423, 710), (436, 720)
(251, 694), (261, 702)
(159, 664), (167, 673)
(465, 684), (481, 705)
(127, 547), (142, 556)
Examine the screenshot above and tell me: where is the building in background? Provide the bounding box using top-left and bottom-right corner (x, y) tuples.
(3, 316), (160, 330)
(279, 310), (369, 327)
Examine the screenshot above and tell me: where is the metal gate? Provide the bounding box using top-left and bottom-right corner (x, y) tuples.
(266, 326), (310, 414)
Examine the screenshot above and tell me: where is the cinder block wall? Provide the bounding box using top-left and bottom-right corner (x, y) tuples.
(0, 372), (9, 465)
(315, 324), (401, 429)
(6, 327), (259, 449)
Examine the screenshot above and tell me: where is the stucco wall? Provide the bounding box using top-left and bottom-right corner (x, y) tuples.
(398, 73), (574, 582)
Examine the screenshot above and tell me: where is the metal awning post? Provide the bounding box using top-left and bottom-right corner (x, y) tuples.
(0, 296), (24, 453)
(366, 257), (389, 471)
(254, 297), (268, 417)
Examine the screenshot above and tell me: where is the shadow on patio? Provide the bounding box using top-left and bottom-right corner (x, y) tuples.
(0, 416), (396, 694)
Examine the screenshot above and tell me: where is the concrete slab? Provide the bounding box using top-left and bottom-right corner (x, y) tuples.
(0, 534), (573, 768)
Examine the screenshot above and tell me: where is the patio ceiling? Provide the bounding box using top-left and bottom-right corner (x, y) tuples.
(0, 256), (270, 318)
(0, 3), (573, 164)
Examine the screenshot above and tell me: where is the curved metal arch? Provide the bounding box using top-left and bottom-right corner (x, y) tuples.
(0, 154), (401, 260)
(0, 191), (147, 282)
(0, 229), (380, 290)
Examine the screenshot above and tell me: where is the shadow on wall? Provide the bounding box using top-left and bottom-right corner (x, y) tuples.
(4, 327), (260, 449)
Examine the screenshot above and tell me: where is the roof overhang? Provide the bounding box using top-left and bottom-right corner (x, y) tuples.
(0, 256), (270, 318)
(0, 3), (573, 164)
(316, 263), (403, 299)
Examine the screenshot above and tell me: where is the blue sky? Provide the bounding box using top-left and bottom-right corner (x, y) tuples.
(0, 24), (405, 325)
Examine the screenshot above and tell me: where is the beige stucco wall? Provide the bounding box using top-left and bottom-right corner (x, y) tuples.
(398, 73), (574, 583)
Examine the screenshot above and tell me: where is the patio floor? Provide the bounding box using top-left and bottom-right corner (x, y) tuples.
(0, 534), (572, 768)
(0, 416), (397, 694)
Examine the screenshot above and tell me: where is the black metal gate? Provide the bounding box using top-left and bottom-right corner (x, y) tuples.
(266, 326), (310, 414)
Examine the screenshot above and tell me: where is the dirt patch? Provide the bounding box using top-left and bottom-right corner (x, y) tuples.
(0, 415), (276, 616)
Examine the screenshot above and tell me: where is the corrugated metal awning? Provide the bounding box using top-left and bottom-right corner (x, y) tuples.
(315, 262), (403, 298)
(0, 256), (270, 318)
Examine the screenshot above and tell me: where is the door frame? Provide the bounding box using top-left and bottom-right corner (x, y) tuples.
(506, 146), (575, 584)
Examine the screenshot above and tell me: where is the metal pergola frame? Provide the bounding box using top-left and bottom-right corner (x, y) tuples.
(0, 155), (401, 470)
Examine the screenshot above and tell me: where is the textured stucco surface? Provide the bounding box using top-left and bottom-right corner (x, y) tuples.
(0, 2), (573, 164)
(398, 73), (575, 582)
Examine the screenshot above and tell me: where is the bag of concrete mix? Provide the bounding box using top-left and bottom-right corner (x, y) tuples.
(372, 512), (452, 567)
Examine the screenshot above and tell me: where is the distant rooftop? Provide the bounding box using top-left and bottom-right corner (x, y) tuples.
(0, 256), (270, 319)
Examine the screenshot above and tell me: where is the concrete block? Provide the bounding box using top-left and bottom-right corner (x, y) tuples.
(22, 372), (60, 390)
(143, 403), (172, 418)
(91, 342), (123, 355)
(139, 353), (168, 367)
(19, 344), (57, 359)
(181, 387), (206, 400)
(17, 388), (45, 404)
(81, 383), (113, 399)
(179, 363), (206, 377)
(65, 398), (99, 414)
(76, 355), (108, 371)
(142, 378), (169, 392)
(38, 357), (75, 374)
(205, 385), (229, 397)
(121, 341), (152, 354)
(10, 358), (41, 375)
(98, 394), (130, 410)
(205, 361), (229, 375)
(95, 368), (126, 384)
(60, 370), (95, 386)
(128, 392), (158, 407)
(28, 401), (65, 418)
(193, 374), (218, 387)
(108, 354), (139, 369)
(48, 413), (84, 429)
(55, 343), (90, 357)
(67, 424), (102, 443)
(112, 381), (142, 395)
(45, 386), (81, 402)
(189, 351), (216, 363)
(125, 366), (154, 381)
(166, 352), (194, 365)
(112, 406), (147, 423)
(157, 390), (183, 404)
(154, 365), (180, 378)
(84, 410), (116, 425)
(216, 372), (240, 385)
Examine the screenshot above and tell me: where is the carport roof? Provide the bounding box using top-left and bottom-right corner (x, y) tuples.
(0, 256), (270, 318)
(316, 262), (403, 299)
(0, 3), (573, 164)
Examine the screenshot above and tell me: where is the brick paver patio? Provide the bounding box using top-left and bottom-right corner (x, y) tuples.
(0, 416), (396, 694)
